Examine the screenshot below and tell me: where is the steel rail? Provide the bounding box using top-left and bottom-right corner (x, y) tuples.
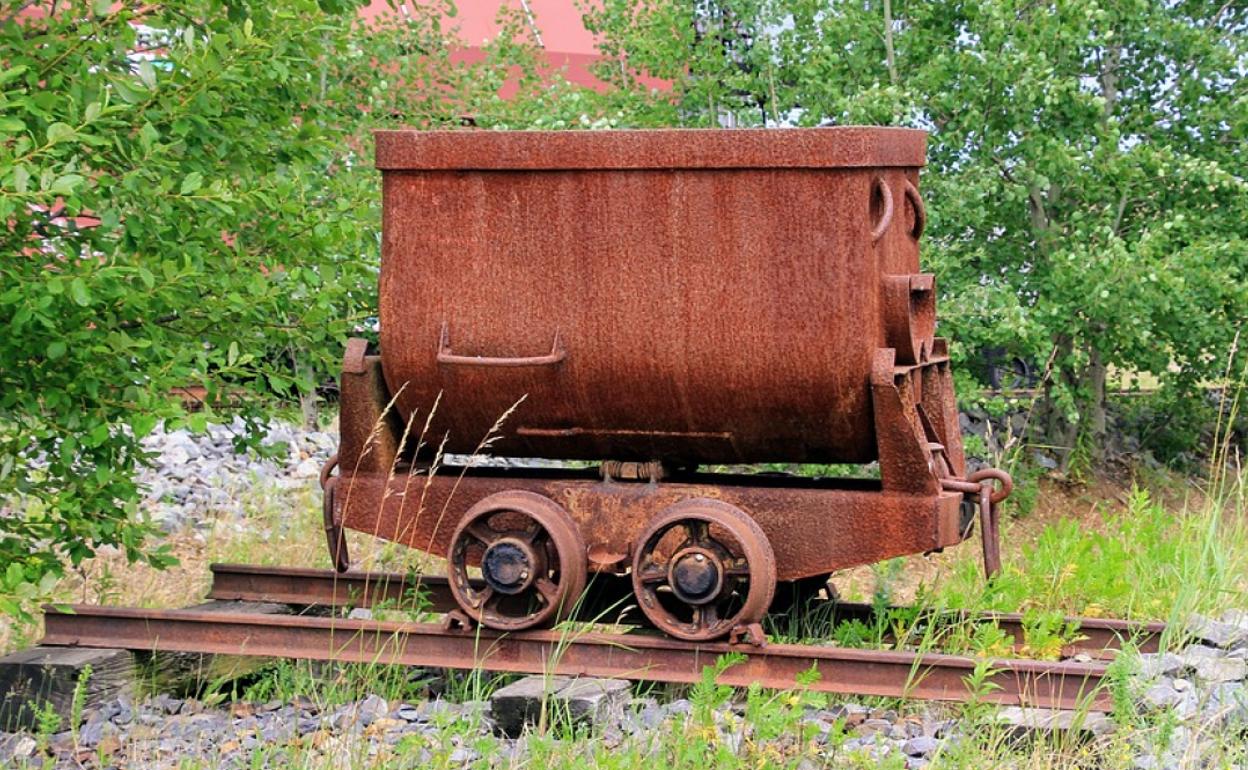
(41, 604), (1112, 711)
(207, 563), (1166, 656)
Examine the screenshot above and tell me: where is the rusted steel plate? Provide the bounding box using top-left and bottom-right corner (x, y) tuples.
(206, 564), (1164, 656)
(374, 127), (927, 170)
(335, 468), (966, 582)
(375, 127), (944, 470)
(41, 605), (1111, 711)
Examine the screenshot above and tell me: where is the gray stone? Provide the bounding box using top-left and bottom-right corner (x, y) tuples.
(1137, 652), (1185, 679)
(1, 733), (38, 761)
(903, 735), (939, 756)
(856, 718), (892, 735)
(78, 718), (120, 748)
(448, 746), (478, 764)
(163, 445), (191, 467)
(293, 458), (321, 478)
(418, 699), (460, 720)
(1033, 452), (1059, 470)
(1221, 609), (1248, 631)
(357, 693), (389, 726)
(1175, 691), (1200, 720)
(297, 717), (320, 735)
(1143, 680), (1182, 709)
(1192, 656), (1246, 683)
(556, 678), (630, 727)
(1210, 682), (1248, 725)
(636, 700), (663, 730)
(489, 676), (570, 737)
(995, 707), (1113, 736)
(1188, 614), (1248, 649)
(825, 702), (869, 724)
(490, 676), (629, 738)
(662, 698), (692, 718)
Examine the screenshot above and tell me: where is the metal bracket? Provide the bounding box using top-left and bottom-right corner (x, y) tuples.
(321, 476), (350, 574)
(442, 609), (477, 632)
(941, 468), (1012, 579)
(728, 622), (768, 649)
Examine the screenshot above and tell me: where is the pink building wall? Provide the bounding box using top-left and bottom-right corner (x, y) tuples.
(360, 0), (608, 89)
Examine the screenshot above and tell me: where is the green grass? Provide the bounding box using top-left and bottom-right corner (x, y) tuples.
(932, 482), (1248, 623)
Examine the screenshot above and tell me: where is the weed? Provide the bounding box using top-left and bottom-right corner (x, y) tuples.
(70, 663), (92, 749)
(31, 701), (59, 753)
(959, 658), (1003, 727)
(935, 481), (1248, 620)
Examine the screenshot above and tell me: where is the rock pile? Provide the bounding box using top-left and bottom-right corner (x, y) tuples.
(137, 419), (335, 531)
(4, 619), (1248, 770)
(1129, 610), (1248, 768)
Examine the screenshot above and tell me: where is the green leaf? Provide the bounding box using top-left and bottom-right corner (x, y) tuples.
(0, 64), (28, 86)
(187, 412), (208, 433)
(69, 277), (91, 306)
(138, 60), (157, 90)
(92, 0), (111, 16)
(137, 266), (155, 289)
(110, 77), (145, 104)
(84, 102), (102, 122)
(5, 562), (22, 589)
(0, 116), (24, 133)
(45, 122), (74, 144)
(180, 172), (204, 195)
(50, 174), (85, 195)
(47, 341), (67, 360)
(139, 122), (159, 151)
(227, 341), (239, 367)
(87, 422), (111, 447)
(131, 413), (159, 438)
(13, 165), (29, 193)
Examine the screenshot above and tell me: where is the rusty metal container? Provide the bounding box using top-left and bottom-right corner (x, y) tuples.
(324, 128), (1008, 641)
(374, 127), (936, 465)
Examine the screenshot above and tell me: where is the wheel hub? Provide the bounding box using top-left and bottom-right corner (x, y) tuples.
(481, 538), (537, 595)
(668, 547), (723, 605)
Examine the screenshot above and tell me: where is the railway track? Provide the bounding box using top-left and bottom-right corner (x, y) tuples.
(39, 564), (1166, 713)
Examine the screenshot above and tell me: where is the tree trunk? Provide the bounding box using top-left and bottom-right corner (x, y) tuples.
(1041, 340), (1108, 473)
(1081, 347), (1108, 463)
(294, 353), (319, 431)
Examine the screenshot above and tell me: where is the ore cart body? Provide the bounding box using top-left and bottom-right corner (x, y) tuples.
(324, 128), (1011, 643)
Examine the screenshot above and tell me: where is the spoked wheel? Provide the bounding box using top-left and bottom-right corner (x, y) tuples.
(447, 491), (588, 631)
(631, 498), (777, 642)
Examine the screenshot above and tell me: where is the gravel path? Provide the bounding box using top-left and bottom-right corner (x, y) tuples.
(2, 614), (1246, 768)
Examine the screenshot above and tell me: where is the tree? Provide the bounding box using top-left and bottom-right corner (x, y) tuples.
(0, 0), (562, 611)
(584, 0), (1248, 470)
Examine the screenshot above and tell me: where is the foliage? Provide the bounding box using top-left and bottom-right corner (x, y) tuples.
(935, 483), (1248, 620)
(582, 0), (1248, 468)
(0, 0), (561, 608)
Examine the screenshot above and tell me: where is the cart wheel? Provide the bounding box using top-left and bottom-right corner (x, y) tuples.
(447, 491), (587, 631)
(631, 498), (776, 642)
